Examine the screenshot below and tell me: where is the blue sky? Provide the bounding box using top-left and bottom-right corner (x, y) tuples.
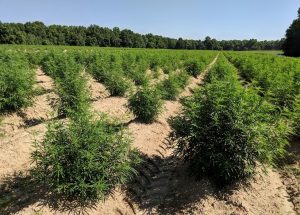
(0, 0), (299, 40)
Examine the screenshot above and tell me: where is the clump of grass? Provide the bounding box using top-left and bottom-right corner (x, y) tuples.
(32, 112), (139, 201)
(0, 54), (35, 112)
(40, 52), (63, 78)
(162, 66), (171, 75)
(56, 70), (90, 117)
(33, 86), (49, 96)
(0, 117), (4, 137)
(176, 71), (190, 88)
(132, 71), (150, 86)
(128, 86), (163, 123)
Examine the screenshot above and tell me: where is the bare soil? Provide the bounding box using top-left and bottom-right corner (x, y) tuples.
(86, 72), (110, 101)
(0, 58), (298, 215)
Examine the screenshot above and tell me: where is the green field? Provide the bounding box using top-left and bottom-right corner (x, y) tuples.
(0, 45), (299, 213)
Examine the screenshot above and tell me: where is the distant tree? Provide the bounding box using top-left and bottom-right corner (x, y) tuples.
(197, 40), (205, 49)
(283, 8), (300, 56)
(67, 26), (86, 46)
(204, 37), (222, 50)
(245, 39), (257, 50)
(185, 40), (197, 49)
(111, 27), (121, 47)
(167, 38), (177, 49)
(86, 25), (101, 46)
(0, 21), (284, 51)
(175, 38), (186, 49)
(98, 27), (112, 47)
(24, 21), (47, 44)
(0, 24), (9, 43)
(47, 25), (66, 45)
(155, 37), (166, 49)
(120, 29), (134, 47)
(145, 34), (156, 48)
(203, 36), (213, 49)
(133, 34), (146, 48)
(278, 38), (286, 50)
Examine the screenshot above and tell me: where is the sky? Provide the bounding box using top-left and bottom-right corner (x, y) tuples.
(0, 0), (299, 41)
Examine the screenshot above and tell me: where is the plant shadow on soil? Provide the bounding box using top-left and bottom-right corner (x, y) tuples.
(277, 136), (300, 214)
(278, 136), (300, 172)
(0, 154), (253, 215)
(287, 136), (300, 163)
(0, 114), (261, 215)
(0, 172), (99, 215)
(124, 151), (252, 215)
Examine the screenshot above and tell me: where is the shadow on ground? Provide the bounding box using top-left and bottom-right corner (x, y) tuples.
(286, 136), (300, 164)
(0, 139), (256, 215)
(278, 136), (300, 214)
(0, 172), (98, 215)
(124, 151), (249, 215)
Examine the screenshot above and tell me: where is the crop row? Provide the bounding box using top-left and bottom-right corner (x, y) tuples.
(225, 52), (300, 136)
(0, 51), (35, 112)
(34, 50), (216, 199)
(170, 54), (291, 185)
(0, 46), (217, 202)
(2, 46), (298, 201)
(0, 46), (216, 115)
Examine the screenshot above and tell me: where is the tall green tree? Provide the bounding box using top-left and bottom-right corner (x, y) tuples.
(283, 8), (300, 57)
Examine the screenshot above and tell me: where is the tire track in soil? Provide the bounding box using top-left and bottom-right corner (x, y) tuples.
(0, 57), (219, 215)
(2, 55), (296, 215)
(124, 55), (219, 214)
(280, 171), (300, 214)
(224, 55), (299, 215)
(0, 68), (122, 180)
(123, 54), (295, 215)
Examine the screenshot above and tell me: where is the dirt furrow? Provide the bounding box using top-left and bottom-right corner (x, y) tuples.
(0, 68), (56, 179)
(1, 56), (219, 215)
(86, 72), (110, 101)
(121, 56), (220, 214)
(6, 56), (296, 215)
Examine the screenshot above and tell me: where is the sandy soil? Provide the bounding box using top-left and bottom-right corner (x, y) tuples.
(0, 68), (56, 179)
(86, 73), (110, 101)
(0, 56), (298, 215)
(35, 68), (55, 91)
(92, 97), (131, 121)
(0, 124), (47, 180)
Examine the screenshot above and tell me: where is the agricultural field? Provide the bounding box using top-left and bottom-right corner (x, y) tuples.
(0, 45), (299, 215)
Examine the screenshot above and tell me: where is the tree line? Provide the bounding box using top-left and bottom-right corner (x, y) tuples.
(0, 21), (284, 50)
